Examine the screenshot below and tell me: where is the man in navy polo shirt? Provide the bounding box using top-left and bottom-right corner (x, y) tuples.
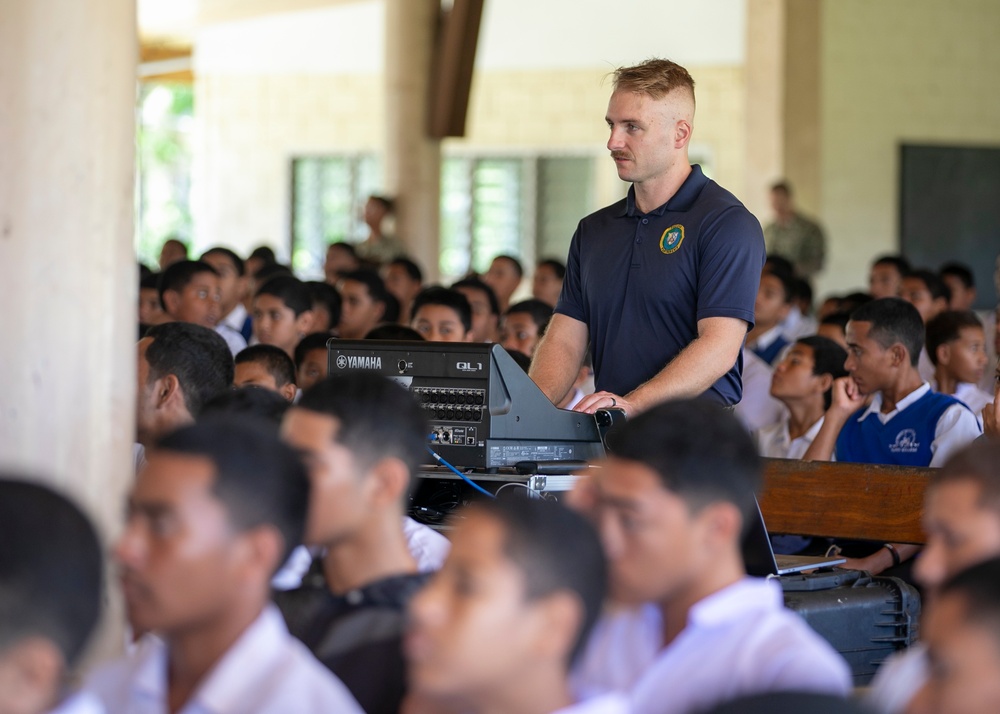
(530, 58), (764, 415)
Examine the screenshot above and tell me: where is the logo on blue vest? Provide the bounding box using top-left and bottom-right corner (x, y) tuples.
(889, 428), (920, 454)
(659, 224), (685, 255)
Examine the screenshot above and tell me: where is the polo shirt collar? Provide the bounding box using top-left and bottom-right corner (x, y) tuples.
(621, 164), (708, 217)
(856, 382), (931, 422)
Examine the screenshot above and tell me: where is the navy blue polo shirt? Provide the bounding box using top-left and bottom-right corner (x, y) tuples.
(555, 165), (764, 405)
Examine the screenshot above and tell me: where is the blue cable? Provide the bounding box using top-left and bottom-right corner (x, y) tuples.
(426, 445), (496, 499)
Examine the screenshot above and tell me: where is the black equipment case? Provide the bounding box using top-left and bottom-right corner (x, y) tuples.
(780, 569), (921, 686)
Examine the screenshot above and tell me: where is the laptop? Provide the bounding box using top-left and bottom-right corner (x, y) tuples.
(742, 497), (846, 577)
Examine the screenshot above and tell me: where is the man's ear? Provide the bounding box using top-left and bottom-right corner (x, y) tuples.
(162, 289), (181, 317)
(936, 342), (952, 368)
(888, 343), (910, 368)
(815, 372), (834, 395)
(238, 524), (285, 583)
(698, 501), (743, 548)
(294, 309), (315, 338)
(674, 119), (692, 148)
(529, 591), (582, 663)
(279, 382), (298, 403)
(368, 456), (412, 508)
(154, 373), (183, 409)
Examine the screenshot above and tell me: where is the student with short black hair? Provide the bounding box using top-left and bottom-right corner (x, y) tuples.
(405, 499), (622, 714)
(452, 277), (501, 343)
(757, 335), (849, 459)
(202, 246), (253, 342)
(483, 255), (524, 313)
(277, 374), (448, 714)
(252, 276), (315, 357)
(803, 298), (982, 574)
(926, 310), (992, 420)
(573, 400), (850, 712)
(384, 257), (424, 324)
(337, 269), (390, 339)
(201, 386), (292, 428)
(817, 311), (851, 351)
(88, 420), (362, 713)
(501, 298), (554, 357)
(294, 332), (332, 393)
(136, 322), (234, 451)
(746, 268), (795, 366)
(365, 324), (424, 341)
(902, 269), (950, 324)
(235, 344), (298, 402)
(158, 260), (222, 330)
(939, 262), (978, 311)
(139, 271), (165, 330)
(0, 479), (103, 714)
(532, 258), (566, 307)
(304, 281), (342, 334)
(324, 242), (360, 286)
(913, 557), (1000, 714)
(411, 286), (473, 343)
(869, 255), (911, 299)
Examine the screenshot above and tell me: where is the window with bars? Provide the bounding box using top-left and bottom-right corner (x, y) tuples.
(290, 153), (595, 281)
(290, 154), (380, 277)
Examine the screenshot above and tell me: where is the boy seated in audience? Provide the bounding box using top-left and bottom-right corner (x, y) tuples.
(817, 311), (850, 350)
(87, 420), (362, 713)
(0, 479), (103, 714)
(804, 298), (981, 574)
(926, 311), (992, 421)
(276, 374), (444, 714)
(324, 242), (360, 286)
(234, 344), (298, 402)
(532, 258), (566, 307)
(384, 257), (424, 325)
(160, 259), (247, 357)
(201, 247), (252, 342)
(337, 269), (390, 339)
(135, 322), (234, 454)
(734, 347), (786, 434)
(746, 267), (795, 366)
(867, 440), (1000, 713)
(756, 335), (848, 459)
(139, 271), (166, 330)
(294, 332), (331, 393)
(572, 400), (850, 713)
(404, 499), (625, 714)
(902, 268), (951, 380)
(304, 281), (341, 334)
(411, 287), (474, 343)
(483, 255), (523, 314)
(909, 558), (1000, 714)
(939, 262), (978, 312)
(252, 276), (315, 358)
(501, 299), (554, 358)
(869, 255), (911, 299)
(452, 277), (501, 343)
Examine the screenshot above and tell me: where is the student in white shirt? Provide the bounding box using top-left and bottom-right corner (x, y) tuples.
(926, 310), (993, 424)
(404, 498), (626, 714)
(755, 335), (848, 460)
(572, 400), (851, 713)
(87, 419), (361, 714)
(867, 440), (1000, 713)
(0, 479), (104, 714)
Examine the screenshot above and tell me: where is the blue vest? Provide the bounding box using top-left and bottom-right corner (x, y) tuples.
(835, 390), (966, 466)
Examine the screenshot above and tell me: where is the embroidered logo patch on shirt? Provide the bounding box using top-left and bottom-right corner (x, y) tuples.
(659, 224), (685, 254)
(889, 428), (920, 454)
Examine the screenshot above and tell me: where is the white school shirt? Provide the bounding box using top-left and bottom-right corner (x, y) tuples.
(627, 578), (851, 714)
(48, 692), (106, 714)
(734, 349), (787, 434)
(86, 605), (363, 714)
(866, 643), (928, 714)
(755, 415), (829, 460)
(553, 693), (630, 714)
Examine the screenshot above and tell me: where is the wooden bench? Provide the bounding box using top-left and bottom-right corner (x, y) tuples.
(759, 458), (933, 545)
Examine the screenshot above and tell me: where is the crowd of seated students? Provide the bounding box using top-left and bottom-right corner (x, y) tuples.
(8, 237), (1000, 714)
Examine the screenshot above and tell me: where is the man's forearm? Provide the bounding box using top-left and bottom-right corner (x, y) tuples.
(529, 320), (588, 405)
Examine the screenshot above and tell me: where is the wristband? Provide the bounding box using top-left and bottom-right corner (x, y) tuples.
(883, 543), (901, 568)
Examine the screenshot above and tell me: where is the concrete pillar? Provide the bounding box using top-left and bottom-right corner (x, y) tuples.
(384, 0), (441, 281)
(744, 0), (823, 220)
(0, 0), (137, 662)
